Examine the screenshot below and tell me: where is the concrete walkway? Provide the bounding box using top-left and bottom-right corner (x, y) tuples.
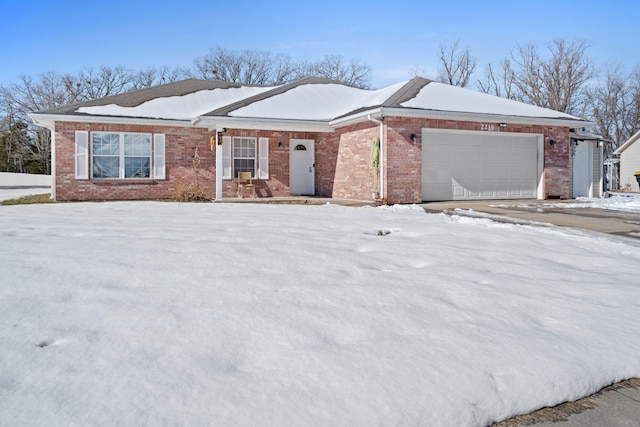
(493, 379), (640, 427)
(422, 199), (640, 426)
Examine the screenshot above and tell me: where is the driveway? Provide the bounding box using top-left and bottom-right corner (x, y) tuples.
(423, 199), (640, 241)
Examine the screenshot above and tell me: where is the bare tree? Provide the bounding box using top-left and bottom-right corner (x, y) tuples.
(193, 48), (371, 88)
(478, 61), (514, 98)
(130, 66), (191, 89)
(300, 55), (372, 88)
(436, 40), (476, 87)
(627, 66), (640, 138)
(505, 39), (594, 114)
(583, 65), (640, 162)
(76, 66), (135, 100)
(192, 47), (297, 85)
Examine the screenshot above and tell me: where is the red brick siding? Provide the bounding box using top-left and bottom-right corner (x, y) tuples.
(381, 118), (571, 202)
(320, 123), (380, 201)
(55, 122), (215, 201)
(54, 122), (326, 201)
(55, 118), (572, 203)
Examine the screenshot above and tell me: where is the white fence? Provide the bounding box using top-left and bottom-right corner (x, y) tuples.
(0, 172), (51, 187)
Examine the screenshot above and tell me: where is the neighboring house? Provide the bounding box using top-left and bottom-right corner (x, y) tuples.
(615, 130), (640, 192)
(29, 77), (596, 204)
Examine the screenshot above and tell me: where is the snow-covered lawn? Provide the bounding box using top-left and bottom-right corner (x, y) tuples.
(1, 202), (639, 427)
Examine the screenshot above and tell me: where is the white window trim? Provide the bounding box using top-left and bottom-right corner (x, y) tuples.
(222, 136), (232, 179)
(91, 131), (153, 180)
(232, 136), (257, 179)
(153, 134), (166, 180)
(75, 130), (89, 180)
(258, 137), (269, 179)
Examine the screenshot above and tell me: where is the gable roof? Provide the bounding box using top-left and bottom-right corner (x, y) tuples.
(615, 130), (640, 155)
(30, 77), (590, 131)
(44, 79), (261, 114)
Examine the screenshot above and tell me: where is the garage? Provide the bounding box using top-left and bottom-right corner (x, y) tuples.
(422, 129), (543, 201)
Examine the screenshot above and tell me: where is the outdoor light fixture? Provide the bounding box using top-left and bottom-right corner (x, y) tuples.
(549, 139), (557, 147)
(278, 142), (285, 148)
(410, 133), (416, 142)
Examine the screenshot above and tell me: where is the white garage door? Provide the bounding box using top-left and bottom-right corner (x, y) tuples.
(422, 129), (542, 201)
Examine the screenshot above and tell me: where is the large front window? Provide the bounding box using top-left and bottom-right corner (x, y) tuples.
(233, 137), (256, 178)
(92, 132), (151, 179)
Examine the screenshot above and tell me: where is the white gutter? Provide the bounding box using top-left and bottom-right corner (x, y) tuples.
(28, 113), (194, 129)
(367, 114), (384, 202)
(331, 107), (592, 129)
(599, 141), (604, 198)
(198, 116), (334, 133)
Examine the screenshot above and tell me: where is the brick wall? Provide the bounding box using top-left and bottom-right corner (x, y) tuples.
(55, 122), (214, 201)
(54, 122), (326, 201)
(381, 118), (571, 202)
(55, 118), (572, 203)
(317, 122), (380, 201)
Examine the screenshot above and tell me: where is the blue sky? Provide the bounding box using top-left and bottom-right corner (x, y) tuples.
(1, 0), (638, 89)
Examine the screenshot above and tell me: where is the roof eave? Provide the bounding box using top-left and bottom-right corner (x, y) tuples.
(196, 116), (334, 133)
(330, 107), (593, 128)
(28, 113), (194, 129)
(614, 129), (640, 155)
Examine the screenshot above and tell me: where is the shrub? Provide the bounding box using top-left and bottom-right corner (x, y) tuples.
(174, 181), (210, 202)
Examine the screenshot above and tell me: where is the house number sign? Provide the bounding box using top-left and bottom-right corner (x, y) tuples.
(480, 123), (495, 131)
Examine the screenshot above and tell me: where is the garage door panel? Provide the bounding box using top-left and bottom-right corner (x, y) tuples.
(422, 130), (540, 201)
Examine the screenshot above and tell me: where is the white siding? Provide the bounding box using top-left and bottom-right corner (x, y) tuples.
(620, 141), (640, 192)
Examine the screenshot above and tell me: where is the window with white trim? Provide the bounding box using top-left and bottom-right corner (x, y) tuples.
(91, 132), (152, 179)
(233, 137), (256, 178)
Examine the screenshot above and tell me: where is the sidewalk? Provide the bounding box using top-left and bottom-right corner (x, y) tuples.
(493, 378), (640, 426)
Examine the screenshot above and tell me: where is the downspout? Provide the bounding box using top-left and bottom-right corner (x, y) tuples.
(367, 114), (384, 202)
(215, 128), (223, 201)
(599, 140), (604, 197)
(50, 129), (56, 200)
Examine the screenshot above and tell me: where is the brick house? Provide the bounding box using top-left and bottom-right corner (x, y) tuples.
(29, 77), (597, 203)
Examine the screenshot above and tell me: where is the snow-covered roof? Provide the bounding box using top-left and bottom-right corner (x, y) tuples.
(77, 86), (273, 120)
(401, 82), (582, 121)
(30, 77), (590, 130)
(220, 81), (408, 121)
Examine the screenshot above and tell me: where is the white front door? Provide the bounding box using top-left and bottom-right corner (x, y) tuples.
(290, 139), (314, 195)
(573, 141), (593, 197)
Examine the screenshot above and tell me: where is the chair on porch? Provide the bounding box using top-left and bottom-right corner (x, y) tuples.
(237, 171), (256, 198)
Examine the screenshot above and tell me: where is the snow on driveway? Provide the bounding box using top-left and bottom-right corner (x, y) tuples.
(548, 193), (640, 213)
(1, 202), (639, 426)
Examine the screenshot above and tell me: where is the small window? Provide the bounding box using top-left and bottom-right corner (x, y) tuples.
(233, 137), (256, 178)
(294, 144), (307, 151)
